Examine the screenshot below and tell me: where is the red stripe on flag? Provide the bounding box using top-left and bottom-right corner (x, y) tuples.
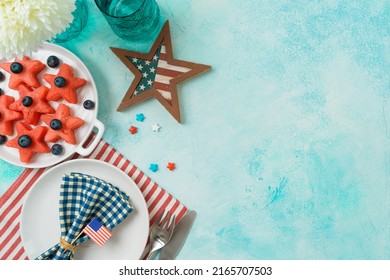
(156, 67), (186, 78)
(83, 225), (112, 247)
(154, 82), (171, 92)
(83, 227), (104, 246)
(159, 52), (167, 61)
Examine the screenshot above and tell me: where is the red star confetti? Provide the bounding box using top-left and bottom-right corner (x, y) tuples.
(129, 126), (138, 134)
(167, 162), (175, 171)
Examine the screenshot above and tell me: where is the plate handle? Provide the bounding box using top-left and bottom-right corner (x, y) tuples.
(75, 119), (105, 156)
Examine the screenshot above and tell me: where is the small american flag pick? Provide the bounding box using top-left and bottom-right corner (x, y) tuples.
(82, 218), (112, 247)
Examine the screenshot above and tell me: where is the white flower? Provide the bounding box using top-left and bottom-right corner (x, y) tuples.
(0, 0), (76, 59)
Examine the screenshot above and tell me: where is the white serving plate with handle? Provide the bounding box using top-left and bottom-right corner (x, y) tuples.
(0, 42), (104, 168)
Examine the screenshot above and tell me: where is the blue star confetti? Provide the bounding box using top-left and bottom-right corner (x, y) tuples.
(149, 163), (159, 172)
(136, 113), (145, 122)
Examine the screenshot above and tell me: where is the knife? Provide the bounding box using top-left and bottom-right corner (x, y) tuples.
(159, 210), (197, 260)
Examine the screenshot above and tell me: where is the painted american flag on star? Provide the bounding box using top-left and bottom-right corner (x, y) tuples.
(127, 44), (192, 104)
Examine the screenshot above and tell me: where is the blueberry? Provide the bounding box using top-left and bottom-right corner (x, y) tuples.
(0, 135), (6, 145)
(18, 135), (32, 148)
(54, 76), (66, 88)
(0, 71), (4, 81)
(22, 96), (33, 107)
(10, 62), (23, 74)
(51, 144), (63, 155)
(83, 100), (95, 110)
(47, 55), (60, 68)
(50, 119), (62, 130)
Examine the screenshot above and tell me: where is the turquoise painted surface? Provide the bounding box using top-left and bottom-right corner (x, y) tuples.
(1, 0), (390, 259)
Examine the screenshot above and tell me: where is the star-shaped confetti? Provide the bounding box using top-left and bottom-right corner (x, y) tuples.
(111, 20), (211, 123)
(41, 104), (85, 145)
(149, 163), (159, 172)
(136, 113), (145, 122)
(43, 63), (87, 104)
(151, 123), (160, 132)
(0, 56), (45, 90)
(0, 95), (23, 135)
(129, 125), (138, 134)
(6, 122), (50, 163)
(9, 85), (55, 125)
(167, 162), (175, 171)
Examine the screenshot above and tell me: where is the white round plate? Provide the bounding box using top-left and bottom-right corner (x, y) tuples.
(0, 43), (104, 168)
(20, 159), (149, 260)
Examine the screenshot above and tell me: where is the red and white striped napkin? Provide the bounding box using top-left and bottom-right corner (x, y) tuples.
(0, 135), (188, 260)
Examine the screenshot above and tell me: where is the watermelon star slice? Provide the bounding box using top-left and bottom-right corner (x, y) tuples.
(0, 95), (23, 136)
(0, 56), (46, 90)
(43, 63), (87, 104)
(6, 122), (50, 163)
(41, 103), (85, 145)
(9, 85), (55, 125)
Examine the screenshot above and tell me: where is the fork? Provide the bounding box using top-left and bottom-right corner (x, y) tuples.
(147, 210), (176, 260)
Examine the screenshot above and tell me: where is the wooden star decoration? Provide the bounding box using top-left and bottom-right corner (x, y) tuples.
(110, 20), (211, 123)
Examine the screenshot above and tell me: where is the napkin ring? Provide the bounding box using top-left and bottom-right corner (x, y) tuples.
(60, 238), (78, 253)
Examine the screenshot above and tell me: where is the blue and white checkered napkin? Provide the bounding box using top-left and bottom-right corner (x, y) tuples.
(36, 172), (134, 260)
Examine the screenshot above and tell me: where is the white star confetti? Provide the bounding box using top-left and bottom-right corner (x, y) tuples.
(152, 124), (161, 132)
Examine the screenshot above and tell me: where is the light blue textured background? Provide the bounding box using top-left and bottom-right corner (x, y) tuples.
(1, 0), (390, 259)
